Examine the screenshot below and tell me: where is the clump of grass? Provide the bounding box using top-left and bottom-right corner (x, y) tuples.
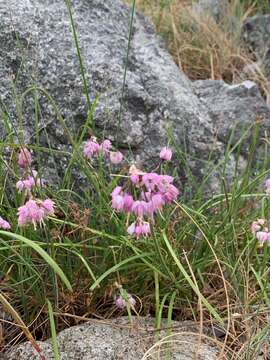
(131, 1), (247, 80)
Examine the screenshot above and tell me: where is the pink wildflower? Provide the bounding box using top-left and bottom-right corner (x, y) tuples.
(115, 294), (136, 309)
(41, 199), (55, 215)
(111, 186), (122, 198)
(112, 194), (125, 211)
(18, 199), (55, 228)
(160, 147), (172, 161)
(256, 231), (270, 246)
(110, 151), (123, 165)
(162, 184), (180, 203)
(0, 216), (11, 230)
(127, 221), (151, 237)
(16, 171), (44, 193)
(83, 137), (100, 159)
(251, 219), (266, 235)
(122, 194), (134, 213)
(265, 179), (270, 193)
(151, 193), (165, 212)
(17, 147), (32, 169)
(132, 200), (149, 217)
(100, 139), (112, 154)
(142, 173), (160, 191)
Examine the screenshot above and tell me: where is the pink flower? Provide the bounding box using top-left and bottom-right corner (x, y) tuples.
(160, 147), (172, 161)
(132, 200), (149, 217)
(151, 193), (165, 212)
(18, 199), (55, 228)
(16, 171), (44, 193)
(115, 294), (136, 309)
(251, 219), (266, 235)
(265, 179), (270, 193)
(0, 216), (11, 230)
(122, 194), (134, 213)
(110, 151), (123, 165)
(256, 231), (270, 246)
(112, 194), (124, 211)
(142, 173), (160, 191)
(162, 184), (180, 203)
(127, 222), (136, 235)
(111, 186), (122, 198)
(83, 137), (100, 159)
(17, 147), (32, 169)
(127, 221), (151, 237)
(41, 199), (55, 215)
(100, 139), (112, 154)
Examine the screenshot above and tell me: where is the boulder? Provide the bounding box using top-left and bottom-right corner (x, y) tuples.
(5, 317), (219, 360)
(0, 0), (269, 190)
(193, 0), (229, 22)
(193, 79), (270, 148)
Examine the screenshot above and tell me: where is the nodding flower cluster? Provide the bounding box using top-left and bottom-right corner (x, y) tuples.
(251, 219), (270, 246)
(18, 199), (55, 229)
(84, 137), (123, 165)
(111, 147), (179, 238)
(1, 147), (54, 231)
(16, 147), (55, 229)
(0, 216), (11, 230)
(250, 178), (270, 245)
(114, 293), (136, 310)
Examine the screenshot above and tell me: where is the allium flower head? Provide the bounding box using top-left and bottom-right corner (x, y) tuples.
(18, 198), (55, 228)
(142, 173), (160, 191)
(83, 137), (100, 159)
(101, 139), (112, 154)
(110, 151), (123, 165)
(41, 199), (55, 215)
(127, 221), (151, 237)
(17, 147), (32, 169)
(132, 200), (149, 217)
(16, 171), (44, 193)
(159, 147), (172, 161)
(0, 216), (11, 230)
(115, 293), (136, 309)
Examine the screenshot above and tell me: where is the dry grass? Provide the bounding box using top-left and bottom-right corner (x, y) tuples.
(132, 0), (270, 104)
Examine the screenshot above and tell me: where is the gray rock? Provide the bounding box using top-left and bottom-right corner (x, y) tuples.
(0, 0), (269, 191)
(242, 14), (270, 75)
(193, 79), (270, 148)
(193, 0), (229, 22)
(0, 0), (218, 182)
(5, 317), (219, 359)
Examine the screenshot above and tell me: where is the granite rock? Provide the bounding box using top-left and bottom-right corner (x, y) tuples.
(0, 0), (269, 191)
(5, 317), (219, 360)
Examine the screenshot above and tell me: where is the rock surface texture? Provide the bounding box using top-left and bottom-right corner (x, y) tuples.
(5, 317), (219, 360)
(193, 0), (229, 22)
(0, 0), (269, 188)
